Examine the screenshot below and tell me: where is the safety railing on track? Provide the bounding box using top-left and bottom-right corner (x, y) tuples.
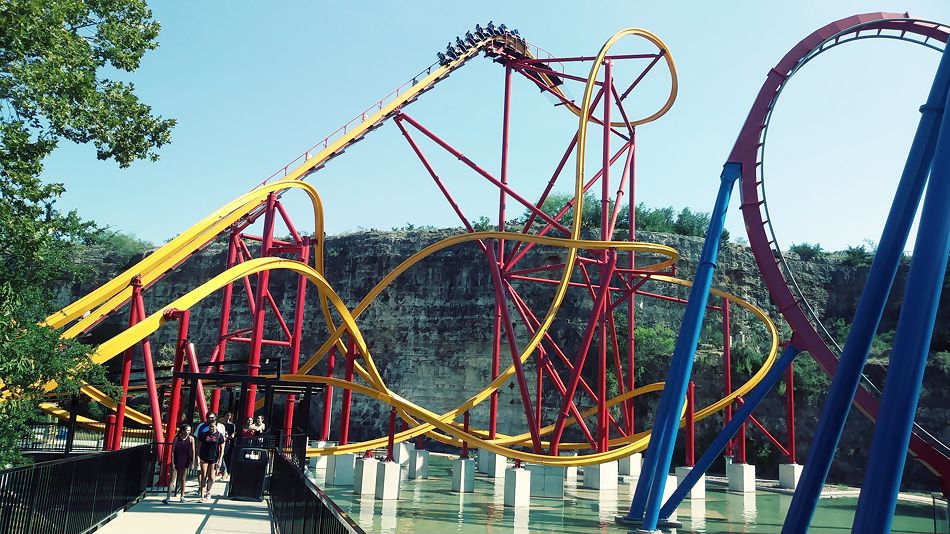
(0, 444), (150, 534)
(270, 451), (365, 534)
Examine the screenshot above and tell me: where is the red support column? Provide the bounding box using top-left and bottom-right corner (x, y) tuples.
(104, 415), (116, 451)
(132, 281), (164, 445)
(461, 410), (471, 459)
(184, 343), (208, 420)
(244, 193), (277, 419)
(549, 252), (618, 455)
(338, 341), (356, 445)
(320, 347), (336, 441)
(597, 59), (612, 454)
(161, 309), (190, 484)
(627, 130), (637, 435)
(686, 381), (695, 466)
(736, 399), (747, 464)
(722, 297), (734, 457)
(386, 407), (397, 462)
(211, 231), (240, 414)
(112, 282), (138, 450)
(786, 360), (797, 463)
(284, 237), (310, 440)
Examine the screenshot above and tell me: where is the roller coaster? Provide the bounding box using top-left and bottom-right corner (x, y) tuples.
(24, 12), (950, 534)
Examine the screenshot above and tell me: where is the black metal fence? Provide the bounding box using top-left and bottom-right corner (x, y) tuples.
(0, 444), (150, 534)
(270, 452), (365, 534)
(19, 422), (151, 453)
(935, 493), (949, 534)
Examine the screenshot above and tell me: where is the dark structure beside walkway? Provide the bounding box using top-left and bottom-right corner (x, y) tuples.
(271, 452), (364, 534)
(0, 444), (150, 533)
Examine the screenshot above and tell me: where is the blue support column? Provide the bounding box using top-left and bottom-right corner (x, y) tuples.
(781, 42), (950, 534)
(659, 345), (801, 519)
(850, 74), (950, 534)
(625, 162), (739, 531)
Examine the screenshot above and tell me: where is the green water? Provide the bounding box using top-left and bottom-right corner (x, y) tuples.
(315, 455), (935, 533)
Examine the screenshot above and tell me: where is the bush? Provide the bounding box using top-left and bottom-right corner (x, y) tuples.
(842, 245), (873, 267)
(788, 242), (824, 261)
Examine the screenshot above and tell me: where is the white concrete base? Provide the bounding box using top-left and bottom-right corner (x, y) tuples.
(503, 467), (531, 507)
(779, 463), (803, 490)
(477, 448), (491, 473)
(477, 450), (507, 478)
(619, 453), (642, 478)
(375, 461), (401, 500)
(353, 457), (379, 496)
(675, 466), (705, 500)
(408, 449), (429, 479)
(584, 461), (618, 490)
(452, 458), (476, 493)
(559, 451), (578, 480)
(326, 453), (356, 486)
(526, 464), (566, 498)
(394, 442), (414, 467)
(307, 440), (336, 471)
(663, 474), (679, 521)
(727, 462), (756, 493)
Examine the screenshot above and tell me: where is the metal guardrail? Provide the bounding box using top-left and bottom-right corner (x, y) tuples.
(935, 493), (949, 534)
(19, 422), (151, 453)
(270, 452), (365, 534)
(0, 444), (150, 534)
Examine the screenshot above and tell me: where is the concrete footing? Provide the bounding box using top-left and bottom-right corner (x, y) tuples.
(526, 464), (566, 498)
(477, 449), (507, 478)
(727, 462), (756, 493)
(375, 460), (401, 500)
(503, 467), (531, 507)
(675, 466), (705, 500)
(779, 463), (803, 490)
(619, 453), (642, 478)
(584, 461), (618, 490)
(307, 440), (336, 471)
(452, 458), (476, 492)
(354, 457), (379, 496)
(394, 442), (414, 467)
(326, 453), (356, 486)
(408, 449), (429, 479)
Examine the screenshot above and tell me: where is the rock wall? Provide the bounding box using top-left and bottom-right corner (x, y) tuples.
(58, 228), (950, 490)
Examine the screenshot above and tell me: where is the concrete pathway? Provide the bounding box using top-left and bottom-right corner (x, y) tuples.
(98, 478), (271, 534)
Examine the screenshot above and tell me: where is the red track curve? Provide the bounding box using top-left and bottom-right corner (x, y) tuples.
(731, 12), (950, 488)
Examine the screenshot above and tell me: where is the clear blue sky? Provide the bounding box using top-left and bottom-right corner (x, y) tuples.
(40, 1), (949, 251)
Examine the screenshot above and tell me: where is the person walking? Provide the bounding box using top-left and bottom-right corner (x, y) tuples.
(219, 413), (236, 480)
(163, 422), (195, 504)
(194, 412), (226, 495)
(195, 413), (225, 502)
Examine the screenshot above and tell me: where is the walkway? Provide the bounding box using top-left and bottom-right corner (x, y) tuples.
(98, 478), (271, 534)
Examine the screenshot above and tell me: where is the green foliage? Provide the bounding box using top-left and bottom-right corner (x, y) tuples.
(471, 216), (493, 232)
(934, 351), (950, 374)
(788, 242), (824, 261)
(0, 0), (172, 465)
(521, 196), (728, 241)
(0, 287), (112, 466)
(842, 245), (873, 268)
(87, 229), (152, 264)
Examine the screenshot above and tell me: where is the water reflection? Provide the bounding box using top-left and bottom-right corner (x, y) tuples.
(687, 498), (706, 532)
(380, 499), (398, 534)
(513, 507), (530, 534)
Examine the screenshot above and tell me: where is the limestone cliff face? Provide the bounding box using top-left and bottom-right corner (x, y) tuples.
(60, 229), (950, 489)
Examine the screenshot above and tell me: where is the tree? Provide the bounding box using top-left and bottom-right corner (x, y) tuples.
(0, 0), (173, 465)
